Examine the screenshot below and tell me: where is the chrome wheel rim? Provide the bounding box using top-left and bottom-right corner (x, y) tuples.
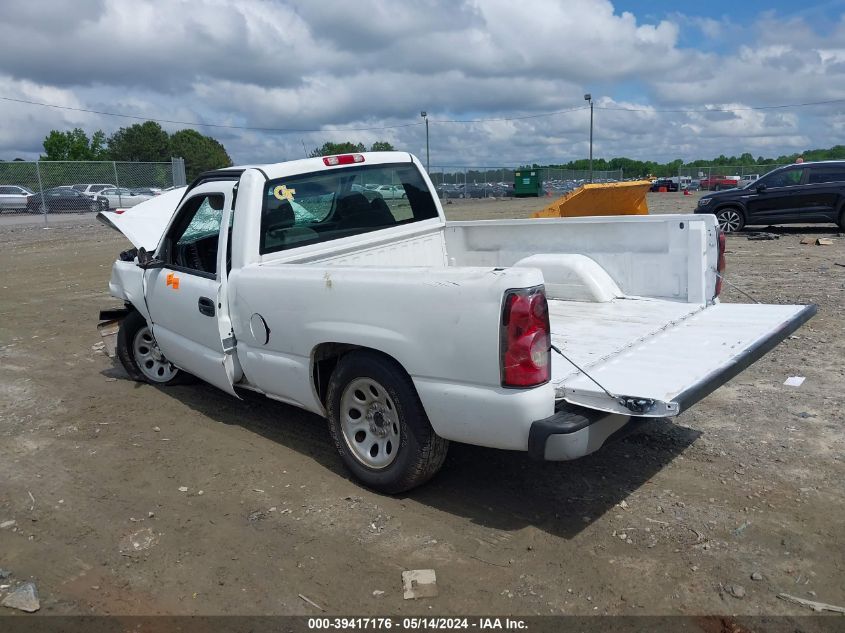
(717, 210), (742, 232)
(133, 326), (178, 382)
(339, 377), (400, 469)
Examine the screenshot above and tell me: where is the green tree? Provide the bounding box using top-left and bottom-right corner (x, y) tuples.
(106, 121), (171, 162)
(309, 141), (366, 157)
(170, 129), (233, 181)
(41, 128), (107, 160)
(370, 141), (395, 151)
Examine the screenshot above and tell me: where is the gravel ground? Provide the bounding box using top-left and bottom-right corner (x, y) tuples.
(0, 192), (843, 618)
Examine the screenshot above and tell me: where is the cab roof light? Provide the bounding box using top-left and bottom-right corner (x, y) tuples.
(323, 154), (365, 166)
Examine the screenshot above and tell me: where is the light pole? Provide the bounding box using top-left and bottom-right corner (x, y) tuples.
(420, 111), (429, 173)
(584, 94), (593, 183)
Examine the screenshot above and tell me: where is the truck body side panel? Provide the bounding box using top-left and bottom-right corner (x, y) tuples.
(228, 264), (544, 440)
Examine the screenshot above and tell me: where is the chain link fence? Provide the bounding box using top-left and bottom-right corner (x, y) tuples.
(0, 158), (186, 221)
(427, 166), (624, 198)
(677, 164), (787, 192)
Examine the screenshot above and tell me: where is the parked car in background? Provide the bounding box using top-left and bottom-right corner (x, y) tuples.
(435, 184), (462, 199)
(0, 185), (34, 212)
(26, 187), (107, 213)
(98, 187), (152, 209)
(350, 184), (385, 203)
(649, 179), (679, 192)
(695, 161), (845, 232)
(130, 187), (162, 197)
(738, 174), (760, 188)
(72, 183), (116, 196)
(372, 184), (406, 199)
(698, 175), (741, 191)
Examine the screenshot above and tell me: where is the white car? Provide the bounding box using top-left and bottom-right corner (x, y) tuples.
(98, 187), (152, 209)
(373, 184), (406, 199)
(72, 183), (116, 196)
(97, 152), (815, 493)
(0, 185), (34, 212)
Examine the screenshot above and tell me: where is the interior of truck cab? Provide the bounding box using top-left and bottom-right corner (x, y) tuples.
(259, 162), (438, 256)
(162, 193), (226, 276)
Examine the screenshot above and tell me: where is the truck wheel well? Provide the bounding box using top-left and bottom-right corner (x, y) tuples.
(312, 343), (408, 406)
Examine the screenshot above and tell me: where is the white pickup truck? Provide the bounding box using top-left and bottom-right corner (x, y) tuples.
(97, 152), (815, 493)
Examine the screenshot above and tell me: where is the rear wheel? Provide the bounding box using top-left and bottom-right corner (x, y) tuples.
(326, 351), (448, 493)
(715, 207), (745, 233)
(116, 310), (188, 385)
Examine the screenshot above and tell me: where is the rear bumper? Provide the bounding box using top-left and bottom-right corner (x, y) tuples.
(528, 404), (648, 461)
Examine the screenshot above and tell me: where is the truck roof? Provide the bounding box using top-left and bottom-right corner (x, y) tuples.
(195, 152), (417, 190)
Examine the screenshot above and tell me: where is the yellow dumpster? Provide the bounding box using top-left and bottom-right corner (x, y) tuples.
(532, 180), (651, 218)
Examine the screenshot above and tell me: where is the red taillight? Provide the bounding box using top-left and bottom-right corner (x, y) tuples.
(715, 230), (726, 297)
(323, 154), (365, 166)
(501, 286), (551, 387)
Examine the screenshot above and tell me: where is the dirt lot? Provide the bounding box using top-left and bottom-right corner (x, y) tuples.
(1, 192), (843, 618)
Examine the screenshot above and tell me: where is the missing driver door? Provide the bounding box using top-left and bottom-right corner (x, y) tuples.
(143, 184), (240, 396)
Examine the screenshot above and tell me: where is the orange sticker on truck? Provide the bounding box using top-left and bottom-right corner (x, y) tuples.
(166, 272), (180, 290)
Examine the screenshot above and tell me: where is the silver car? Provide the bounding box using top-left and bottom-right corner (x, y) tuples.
(98, 187), (152, 209)
(0, 185), (34, 212)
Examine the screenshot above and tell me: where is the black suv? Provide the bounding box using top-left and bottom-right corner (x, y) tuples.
(694, 161), (845, 232)
(650, 178), (679, 192)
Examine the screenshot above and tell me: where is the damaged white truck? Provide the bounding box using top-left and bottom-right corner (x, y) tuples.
(97, 152), (815, 493)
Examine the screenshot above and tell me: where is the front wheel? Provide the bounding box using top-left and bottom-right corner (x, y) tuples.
(326, 351), (448, 494)
(116, 310), (188, 385)
(715, 207), (745, 233)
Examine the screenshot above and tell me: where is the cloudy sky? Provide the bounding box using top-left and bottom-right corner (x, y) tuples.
(1, 0), (844, 167)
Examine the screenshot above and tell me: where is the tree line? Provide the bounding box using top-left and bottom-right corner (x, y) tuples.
(38, 121), (233, 181)
(32, 128), (396, 181)
(527, 146), (845, 177)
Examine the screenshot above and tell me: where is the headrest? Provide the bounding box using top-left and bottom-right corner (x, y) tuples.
(266, 200), (295, 228)
(335, 192), (372, 218)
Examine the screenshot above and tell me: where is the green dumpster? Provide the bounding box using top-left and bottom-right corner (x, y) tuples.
(513, 170), (543, 197)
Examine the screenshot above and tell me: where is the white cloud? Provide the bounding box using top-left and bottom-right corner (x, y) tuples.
(0, 1), (843, 164)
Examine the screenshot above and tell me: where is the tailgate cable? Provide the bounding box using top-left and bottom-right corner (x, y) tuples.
(715, 272), (760, 304)
(550, 343), (617, 400)
(550, 343), (657, 414)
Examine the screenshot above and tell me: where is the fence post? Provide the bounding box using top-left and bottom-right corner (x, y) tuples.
(112, 161), (122, 207)
(35, 160), (47, 226)
(171, 157), (186, 187)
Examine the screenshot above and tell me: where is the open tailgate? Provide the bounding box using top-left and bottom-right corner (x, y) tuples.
(551, 301), (816, 417)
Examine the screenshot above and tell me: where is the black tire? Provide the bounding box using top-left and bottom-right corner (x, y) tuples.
(116, 310), (190, 385)
(715, 207), (745, 233)
(326, 350), (448, 494)
(838, 206), (845, 231)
